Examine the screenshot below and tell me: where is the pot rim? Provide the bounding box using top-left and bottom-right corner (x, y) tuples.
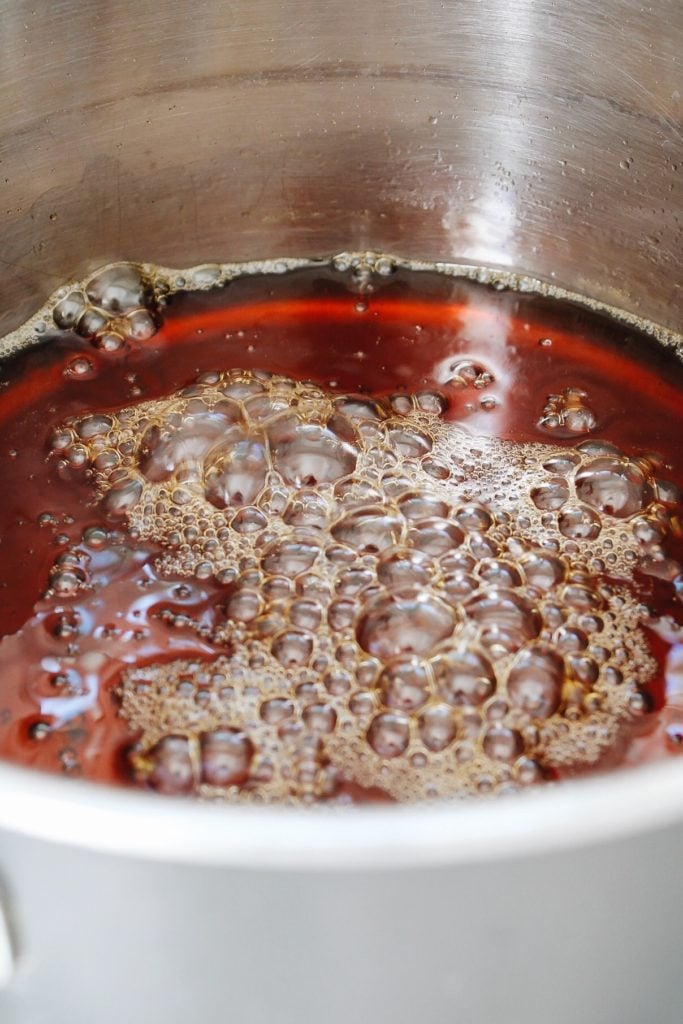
(0, 757), (681, 869)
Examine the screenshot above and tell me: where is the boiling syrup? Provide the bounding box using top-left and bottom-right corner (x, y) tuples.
(0, 257), (681, 803)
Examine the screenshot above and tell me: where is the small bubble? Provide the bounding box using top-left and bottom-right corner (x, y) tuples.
(367, 713), (410, 758)
(93, 331), (125, 353)
(200, 730), (253, 787)
(665, 723), (683, 751)
(483, 726), (524, 762)
(538, 388), (596, 437)
(65, 356), (95, 379)
(302, 703), (337, 733)
(124, 310), (157, 341)
(53, 291), (86, 330)
(261, 698), (295, 725)
(146, 736), (194, 795)
(418, 705), (457, 751)
(379, 659), (430, 711)
(558, 505), (601, 540)
(28, 720), (51, 741)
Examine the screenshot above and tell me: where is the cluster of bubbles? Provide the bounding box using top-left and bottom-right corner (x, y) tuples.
(52, 265), (158, 353)
(47, 365), (682, 803)
(538, 387), (597, 438)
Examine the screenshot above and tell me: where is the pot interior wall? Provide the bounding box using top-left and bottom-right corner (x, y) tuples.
(0, 0), (681, 337)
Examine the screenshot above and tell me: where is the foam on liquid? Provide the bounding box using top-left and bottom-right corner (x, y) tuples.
(0, 256), (681, 804)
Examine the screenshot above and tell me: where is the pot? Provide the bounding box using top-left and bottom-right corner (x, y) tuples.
(0, 2), (681, 1022)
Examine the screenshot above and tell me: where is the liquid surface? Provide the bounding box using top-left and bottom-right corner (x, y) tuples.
(0, 255), (681, 804)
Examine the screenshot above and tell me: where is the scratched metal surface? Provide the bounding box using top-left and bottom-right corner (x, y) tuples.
(0, 0), (680, 336)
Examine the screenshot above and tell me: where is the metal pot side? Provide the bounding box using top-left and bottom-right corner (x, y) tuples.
(0, 1), (681, 1021)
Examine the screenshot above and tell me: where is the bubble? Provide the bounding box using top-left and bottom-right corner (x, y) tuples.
(140, 408), (243, 485)
(520, 552), (566, 591)
(269, 422), (357, 486)
(543, 454), (580, 476)
(389, 393), (414, 415)
(422, 459), (450, 480)
(467, 589), (541, 653)
(386, 427), (432, 458)
(226, 590), (261, 622)
(507, 645), (564, 718)
(415, 391), (447, 415)
(228, 507), (265, 534)
(259, 698), (294, 725)
(432, 650), (496, 706)
(28, 720), (51, 741)
(483, 727), (524, 762)
(408, 519), (464, 557)
(377, 548), (433, 588)
(86, 264), (146, 314)
(445, 360), (494, 390)
(48, 427), (74, 452)
(335, 397), (383, 421)
(244, 394), (290, 422)
(192, 265), (222, 287)
(576, 440), (620, 458)
(302, 703), (337, 733)
(124, 310), (157, 341)
(147, 736), (194, 795)
(558, 505), (601, 540)
(357, 589), (456, 659)
(478, 558), (522, 588)
(379, 659), (430, 710)
(575, 458), (652, 518)
(53, 291), (87, 329)
(418, 704), (457, 751)
(76, 414), (113, 440)
(640, 555), (682, 581)
(538, 388), (596, 437)
(367, 713), (410, 757)
(632, 516), (667, 546)
(665, 724), (683, 751)
(654, 477), (682, 506)
(102, 477), (143, 517)
(531, 478), (570, 511)
(200, 730), (253, 786)
(555, 626), (588, 653)
(325, 670), (351, 696)
(66, 356), (95, 378)
(454, 503), (493, 532)
(271, 630), (314, 667)
(398, 492), (450, 520)
(568, 654), (599, 685)
(562, 583), (601, 611)
(284, 491), (329, 529)
(327, 599), (357, 630)
(335, 567), (374, 596)
(78, 309), (109, 338)
(516, 757), (542, 785)
(332, 507), (403, 553)
(263, 539), (320, 576)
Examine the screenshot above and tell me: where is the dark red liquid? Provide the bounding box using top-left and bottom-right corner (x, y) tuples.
(0, 264), (681, 794)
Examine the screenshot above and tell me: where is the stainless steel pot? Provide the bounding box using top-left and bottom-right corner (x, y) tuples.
(0, 2), (681, 1022)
